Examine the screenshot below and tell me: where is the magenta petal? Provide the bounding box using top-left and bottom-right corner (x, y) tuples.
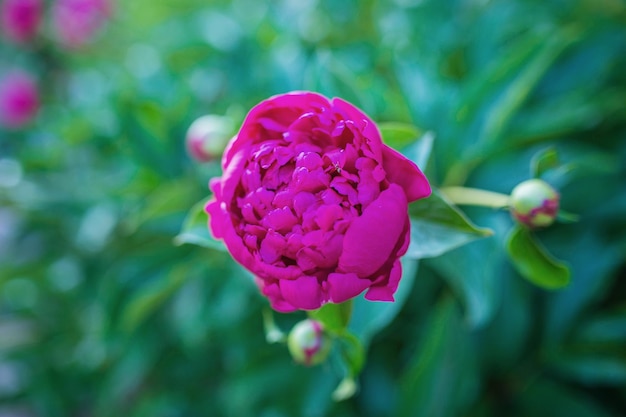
(280, 276), (323, 310)
(338, 184), (407, 277)
(382, 146), (431, 202)
(365, 259), (402, 302)
(328, 272), (371, 303)
(262, 281), (298, 312)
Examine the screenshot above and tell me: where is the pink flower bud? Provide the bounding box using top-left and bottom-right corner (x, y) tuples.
(185, 115), (234, 163)
(509, 179), (560, 228)
(0, 71), (39, 128)
(1, 0), (42, 43)
(52, 0), (112, 49)
(287, 319), (331, 366)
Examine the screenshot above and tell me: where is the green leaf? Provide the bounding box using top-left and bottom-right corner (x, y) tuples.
(515, 378), (615, 417)
(549, 353), (626, 385)
(120, 267), (188, 334)
(174, 198), (226, 251)
(479, 32), (577, 146)
(398, 296), (478, 417)
(505, 225), (571, 289)
(403, 131), (435, 172)
(427, 235), (503, 328)
(308, 300), (353, 335)
(407, 189), (493, 259)
(349, 257), (418, 347)
(379, 122), (422, 150)
(575, 311), (626, 345)
(531, 147), (560, 178)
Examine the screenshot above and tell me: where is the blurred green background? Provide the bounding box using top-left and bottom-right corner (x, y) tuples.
(1, 0), (626, 416)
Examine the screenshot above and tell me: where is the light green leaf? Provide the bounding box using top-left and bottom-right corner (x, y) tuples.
(379, 122), (422, 150)
(174, 198), (226, 251)
(407, 190), (493, 259)
(506, 225), (571, 289)
(308, 300), (353, 335)
(531, 147), (560, 178)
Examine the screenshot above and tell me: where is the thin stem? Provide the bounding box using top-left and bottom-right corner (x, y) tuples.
(440, 186), (510, 209)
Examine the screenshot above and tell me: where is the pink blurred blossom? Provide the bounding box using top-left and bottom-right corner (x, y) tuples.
(52, 0), (112, 49)
(0, 71), (39, 128)
(1, 0), (43, 43)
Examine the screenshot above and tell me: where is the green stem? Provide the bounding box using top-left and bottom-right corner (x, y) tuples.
(262, 308), (286, 344)
(440, 186), (510, 209)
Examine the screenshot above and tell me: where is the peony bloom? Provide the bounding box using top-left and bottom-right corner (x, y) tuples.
(206, 92), (431, 312)
(52, 0), (112, 49)
(0, 0), (42, 43)
(0, 71), (39, 128)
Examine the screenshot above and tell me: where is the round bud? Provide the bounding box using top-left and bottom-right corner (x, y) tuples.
(185, 115), (234, 163)
(287, 319), (331, 366)
(509, 179), (560, 228)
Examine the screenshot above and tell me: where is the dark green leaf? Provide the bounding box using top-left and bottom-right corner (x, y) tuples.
(506, 225), (570, 289)
(407, 190), (493, 259)
(349, 258), (418, 346)
(120, 267), (188, 333)
(549, 353), (626, 385)
(398, 296), (478, 417)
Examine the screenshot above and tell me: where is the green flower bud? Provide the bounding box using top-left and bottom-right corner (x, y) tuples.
(509, 179), (560, 229)
(287, 319), (331, 366)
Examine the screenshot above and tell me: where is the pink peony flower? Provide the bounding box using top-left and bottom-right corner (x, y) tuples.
(0, 71), (39, 128)
(206, 92), (431, 312)
(52, 0), (112, 49)
(1, 0), (42, 43)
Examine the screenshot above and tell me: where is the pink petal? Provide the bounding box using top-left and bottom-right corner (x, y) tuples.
(328, 272), (371, 303)
(382, 146), (431, 202)
(365, 259), (402, 302)
(280, 275), (323, 310)
(338, 184), (407, 277)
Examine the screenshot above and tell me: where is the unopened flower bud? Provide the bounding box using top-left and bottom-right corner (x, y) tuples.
(185, 115), (234, 162)
(509, 179), (560, 228)
(287, 319), (331, 366)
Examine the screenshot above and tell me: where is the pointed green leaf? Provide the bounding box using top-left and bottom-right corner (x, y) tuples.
(379, 122), (422, 150)
(407, 189), (493, 259)
(174, 198), (226, 251)
(506, 225), (570, 289)
(531, 147), (560, 178)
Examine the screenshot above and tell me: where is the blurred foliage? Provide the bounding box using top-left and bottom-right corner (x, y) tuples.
(1, 0), (626, 416)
